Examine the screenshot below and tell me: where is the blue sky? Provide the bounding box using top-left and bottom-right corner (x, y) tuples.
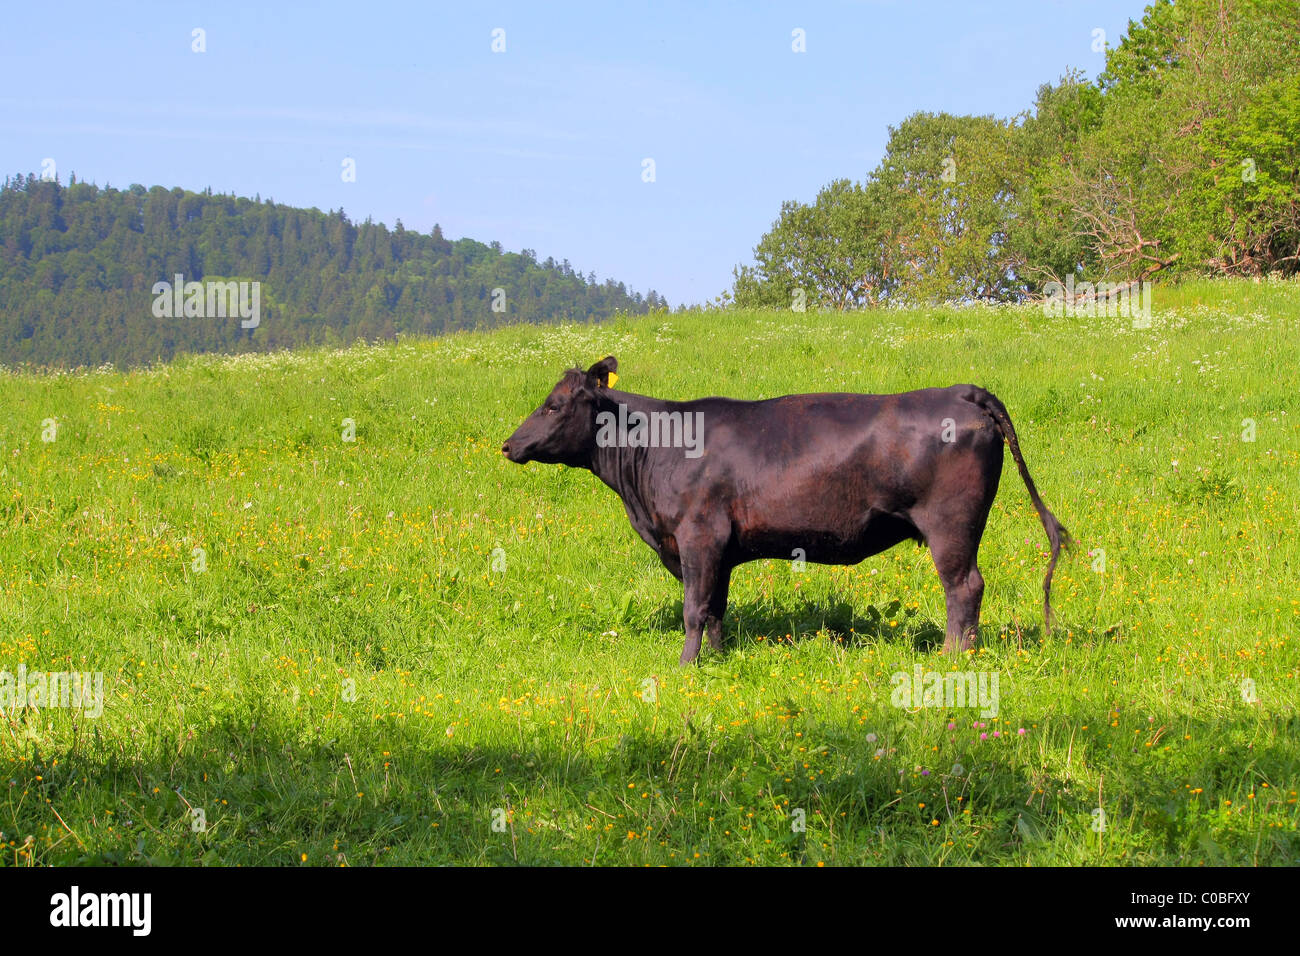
(1, 1), (1149, 306)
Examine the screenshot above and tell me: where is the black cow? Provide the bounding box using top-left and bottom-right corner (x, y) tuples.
(503, 357), (1071, 665)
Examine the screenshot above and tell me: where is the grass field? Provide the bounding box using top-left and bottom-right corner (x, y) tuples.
(1, 278), (1297, 866)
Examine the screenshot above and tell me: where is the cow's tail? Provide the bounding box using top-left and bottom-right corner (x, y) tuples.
(967, 388), (1073, 633)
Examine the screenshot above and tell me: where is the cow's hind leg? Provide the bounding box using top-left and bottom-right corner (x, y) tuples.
(928, 537), (985, 654)
(914, 512), (988, 654)
(914, 441), (998, 654)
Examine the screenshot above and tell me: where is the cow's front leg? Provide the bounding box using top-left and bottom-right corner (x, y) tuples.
(677, 521), (729, 665)
(705, 566), (731, 652)
(679, 562), (712, 665)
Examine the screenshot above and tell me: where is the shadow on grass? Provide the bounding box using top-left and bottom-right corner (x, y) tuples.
(639, 593), (1123, 658)
(12, 703), (1299, 866)
(647, 594), (946, 654)
(12, 713), (1069, 866)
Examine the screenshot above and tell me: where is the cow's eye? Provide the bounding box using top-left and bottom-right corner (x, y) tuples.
(544, 405), (557, 414)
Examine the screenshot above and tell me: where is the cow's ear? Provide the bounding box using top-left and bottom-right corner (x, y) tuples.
(586, 356), (618, 389)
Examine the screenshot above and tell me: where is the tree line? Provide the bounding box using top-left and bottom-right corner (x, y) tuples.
(0, 177), (668, 368)
(732, 0), (1300, 309)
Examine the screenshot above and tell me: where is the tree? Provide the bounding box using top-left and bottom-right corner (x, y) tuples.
(734, 179), (887, 310)
(733, 0), (1300, 304)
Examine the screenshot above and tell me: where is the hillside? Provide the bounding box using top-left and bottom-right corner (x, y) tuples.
(1, 278), (1296, 865)
(0, 175), (667, 369)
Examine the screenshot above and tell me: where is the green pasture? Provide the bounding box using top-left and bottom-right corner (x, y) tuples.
(0, 278), (1296, 865)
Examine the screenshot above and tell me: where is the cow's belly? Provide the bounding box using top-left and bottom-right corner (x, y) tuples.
(733, 508), (921, 565)
(720, 442), (932, 565)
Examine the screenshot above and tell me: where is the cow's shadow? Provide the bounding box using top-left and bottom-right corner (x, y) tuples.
(647, 595), (948, 652)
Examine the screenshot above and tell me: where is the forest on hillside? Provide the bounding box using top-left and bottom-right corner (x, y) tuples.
(0, 178), (667, 368)
(733, 0), (1300, 308)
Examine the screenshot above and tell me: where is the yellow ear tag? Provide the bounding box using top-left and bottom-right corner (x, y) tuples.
(606, 372), (618, 388)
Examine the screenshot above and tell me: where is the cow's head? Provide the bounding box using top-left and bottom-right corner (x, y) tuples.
(502, 356), (618, 465)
